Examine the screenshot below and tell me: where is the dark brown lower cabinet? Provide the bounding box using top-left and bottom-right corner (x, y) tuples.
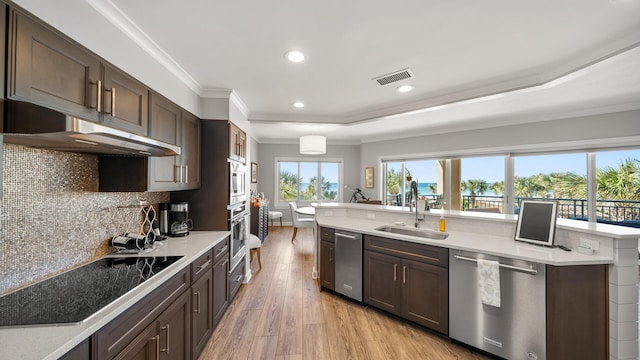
(320, 240), (335, 291)
(363, 250), (401, 315)
(401, 259), (448, 334)
(546, 265), (608, 360)
(229, 258), (245, 302)
(212, 257), (230, 327)
(191, 271), (213, 358)
(113, 290), (190, 360)
(363, 235), (449, 334)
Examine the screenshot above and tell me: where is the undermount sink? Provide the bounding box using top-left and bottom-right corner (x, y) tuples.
(375, 225), (450, 240)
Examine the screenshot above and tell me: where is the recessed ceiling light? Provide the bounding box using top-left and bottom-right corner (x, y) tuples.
(286, 51), (305, 63)
(397, 85), (414, 93)
(293, 101), (305, 108)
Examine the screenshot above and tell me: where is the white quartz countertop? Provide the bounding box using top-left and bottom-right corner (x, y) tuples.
(0, 231), (229, 360)
(316, 212), (615, 266)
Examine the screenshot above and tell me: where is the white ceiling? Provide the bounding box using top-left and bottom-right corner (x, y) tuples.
(27, 0), (640, 143)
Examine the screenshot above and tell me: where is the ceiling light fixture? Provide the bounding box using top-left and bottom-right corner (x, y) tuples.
(397, 85), (414, 93)
(293, 101), (305, 108)
(286, 50), (305, 63)
(300, 135), (326, 155)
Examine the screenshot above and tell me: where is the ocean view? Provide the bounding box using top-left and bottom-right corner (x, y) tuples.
(301, 182), (478, 196)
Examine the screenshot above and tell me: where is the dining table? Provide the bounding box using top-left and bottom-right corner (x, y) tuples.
(295, 206), (315, 216)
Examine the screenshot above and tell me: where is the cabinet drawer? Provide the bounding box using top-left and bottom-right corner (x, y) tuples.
(191, 250), (213, 283)
(319, 227), (335, 242)
(94, 266), (190, 360)
(364, 235), (448, 268)
(213, 237), (230, 263)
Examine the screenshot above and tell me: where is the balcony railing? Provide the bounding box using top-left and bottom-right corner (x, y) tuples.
(462, 195), (640, 228)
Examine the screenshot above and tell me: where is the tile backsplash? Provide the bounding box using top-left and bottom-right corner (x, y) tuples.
(0, 144), (168, 295)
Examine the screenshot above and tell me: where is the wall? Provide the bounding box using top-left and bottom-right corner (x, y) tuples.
(0, 144), (168, 295)
(361, 110), (640, 199)
(256, 143), (361, 222)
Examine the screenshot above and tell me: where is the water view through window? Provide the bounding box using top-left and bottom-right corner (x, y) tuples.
(382, 149), (639, 228)
(277, 160), (341, 205)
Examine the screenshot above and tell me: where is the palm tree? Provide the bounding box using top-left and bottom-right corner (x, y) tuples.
(320, 176), (337, 200)
(386, 168), (402, 205)
(549, 172), (587, 199)
(490, 181), (504, 195)
(597, 158), (640, 201)
(461, 179), (488, 208)
(279, 170), (298, 200)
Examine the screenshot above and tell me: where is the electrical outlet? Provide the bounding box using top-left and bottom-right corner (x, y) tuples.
(367, 213), (375, 219)
(579, 238), (600, 251)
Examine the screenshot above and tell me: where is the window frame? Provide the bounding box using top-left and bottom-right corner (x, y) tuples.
(274, 157), (343, 208)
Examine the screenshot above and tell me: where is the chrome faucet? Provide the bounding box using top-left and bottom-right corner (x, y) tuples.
(411, 180), (425, 228)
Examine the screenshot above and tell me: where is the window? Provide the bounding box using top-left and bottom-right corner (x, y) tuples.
(383, 159), (439, 207)
(513, 153), (587, 219)
(276, 159), (342, 206)
(461, 156), (505, 213)
(595, 149), (640, 227)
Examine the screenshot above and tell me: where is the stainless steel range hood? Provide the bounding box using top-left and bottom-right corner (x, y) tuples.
(3, 100), (180, 156)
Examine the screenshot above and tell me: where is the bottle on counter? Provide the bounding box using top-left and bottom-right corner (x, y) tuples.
(439, 204), (446, 232)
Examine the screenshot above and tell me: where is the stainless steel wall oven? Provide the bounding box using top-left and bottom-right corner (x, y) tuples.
(229, 202), (248, 271)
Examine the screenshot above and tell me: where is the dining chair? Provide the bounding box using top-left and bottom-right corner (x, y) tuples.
(288, 202), (315, 242)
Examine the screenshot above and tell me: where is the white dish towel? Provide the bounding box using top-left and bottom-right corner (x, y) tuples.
(477, 258), (501, 307)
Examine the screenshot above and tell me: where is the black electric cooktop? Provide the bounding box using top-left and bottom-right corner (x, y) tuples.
(0, 256), (182, 327)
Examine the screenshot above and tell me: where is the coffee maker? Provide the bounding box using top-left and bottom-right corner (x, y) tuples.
(165, 202), (193, 237)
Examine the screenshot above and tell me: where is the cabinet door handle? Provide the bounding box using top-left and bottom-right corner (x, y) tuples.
(160, 324), (170, 353)
(329, 248), (333, 263)
(174, 165), (180, 183)
(110, 87), (116, 116)
(91, 80), (102, 112)
(151, 334), (160, 360)
(194, 291), (201, 313)
(402, 266), (407, 284)
(184, 165), (189, 183)
(393, 263), (397, 281)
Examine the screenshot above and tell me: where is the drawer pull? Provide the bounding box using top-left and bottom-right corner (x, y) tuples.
(216, 246), (229, 257)
(197, 259), (211, 273)
(160, 324), (170, 353)
(194, 291), (201, 314)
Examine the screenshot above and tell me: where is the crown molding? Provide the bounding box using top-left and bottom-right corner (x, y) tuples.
(85, 0), (202, 94)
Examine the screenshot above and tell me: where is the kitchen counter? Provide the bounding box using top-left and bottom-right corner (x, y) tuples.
(0, 231), (229, 360)
(313, 203), (626, 266)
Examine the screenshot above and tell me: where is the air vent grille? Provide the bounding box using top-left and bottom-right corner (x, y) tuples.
(373, 68), (415, 86)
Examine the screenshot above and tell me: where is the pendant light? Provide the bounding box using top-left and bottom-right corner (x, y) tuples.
(299, 135), (326, 155)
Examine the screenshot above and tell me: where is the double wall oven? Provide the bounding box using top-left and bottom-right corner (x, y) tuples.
(228, 159), (248, 272)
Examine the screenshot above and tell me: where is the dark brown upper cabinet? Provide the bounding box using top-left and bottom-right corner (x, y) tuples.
(102, 65), (149, 136)
(7, 8), (150, 136)
(147, 92), (201, 192)
(7, 9), (102, 123)
(229, 122), (246, 163)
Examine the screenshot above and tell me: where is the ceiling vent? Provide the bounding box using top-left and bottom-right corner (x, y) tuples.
(373, 68), (415, 86)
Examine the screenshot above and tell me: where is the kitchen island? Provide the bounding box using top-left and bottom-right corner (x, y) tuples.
(313, 203), (639, 360)
(0, 231), (230, 360)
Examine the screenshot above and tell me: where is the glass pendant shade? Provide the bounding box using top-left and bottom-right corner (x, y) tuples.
(299, 135), (326, 155)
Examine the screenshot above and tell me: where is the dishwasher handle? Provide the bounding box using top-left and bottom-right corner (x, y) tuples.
(453, 254), (538, 275)
(335, 232), (358, 240)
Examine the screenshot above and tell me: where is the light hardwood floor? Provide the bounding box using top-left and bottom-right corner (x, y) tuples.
(200, 226), (490, 360)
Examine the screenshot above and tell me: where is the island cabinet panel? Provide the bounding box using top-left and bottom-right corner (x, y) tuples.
(319, 226), (335, 290)
(363, 250), (402, 315)
(93, 267), (190, 360)
(546, 264), (608, 360)
(401, 259), (448, 334)
(320, 240), (335, 291)
(59, 339), (90, 360)
(7, 9), (101, 122)
(102, 65), (149, 136)
(363, 235), (449, 334)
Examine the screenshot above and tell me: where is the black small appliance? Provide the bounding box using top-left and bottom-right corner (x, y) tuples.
(169, 202), (193, 237)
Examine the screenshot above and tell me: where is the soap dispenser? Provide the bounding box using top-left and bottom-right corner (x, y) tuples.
(439, 204), (446, 232)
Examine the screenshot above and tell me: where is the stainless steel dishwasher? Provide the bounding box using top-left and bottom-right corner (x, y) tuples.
(334, 230), (363, 301)
(449, 250), (546, 360)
